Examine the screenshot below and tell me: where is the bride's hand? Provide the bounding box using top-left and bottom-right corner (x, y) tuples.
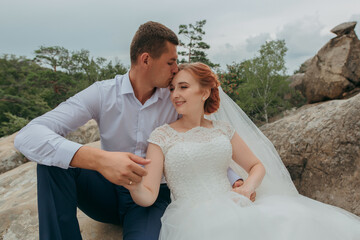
(232, 180), (256, 202)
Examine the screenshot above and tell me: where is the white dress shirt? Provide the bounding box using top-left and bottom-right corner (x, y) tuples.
(14, 71), (240, 184)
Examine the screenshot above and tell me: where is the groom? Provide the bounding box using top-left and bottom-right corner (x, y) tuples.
(14, 21), (243, 240)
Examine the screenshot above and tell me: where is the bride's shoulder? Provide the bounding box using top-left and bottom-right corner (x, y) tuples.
(150, 124), (171, 136)
(213, 120), (236, 139)
(148, 124), (177, 153)
(213, 119), (233, 128)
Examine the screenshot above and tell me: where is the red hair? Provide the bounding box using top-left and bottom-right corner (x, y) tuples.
(178, 62), (220, 114)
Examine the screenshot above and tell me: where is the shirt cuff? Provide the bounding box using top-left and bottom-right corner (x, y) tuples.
(227, 167), (243, 186)
(53, 140), (83, 169)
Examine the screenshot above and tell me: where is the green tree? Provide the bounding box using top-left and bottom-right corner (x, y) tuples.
(0, 48), (129, 137)
(99, 59), (128, 80)
(0, 55), (52, 135)
(218, 62), (246, 101)
(237, 40), (290, 123)
(178, 20), (219, 68)
(220, 40), (305, 124)
(62, 49), (127, 84)
(0, 112), (29, 136)
(34, 46), (69, 72)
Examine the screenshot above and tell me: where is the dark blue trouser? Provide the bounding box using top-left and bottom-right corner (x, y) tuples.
(37, 164), (171, 240)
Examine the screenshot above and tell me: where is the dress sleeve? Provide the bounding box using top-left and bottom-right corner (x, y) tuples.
(217, 120), (236, 140)
(147, 125), (170, 154)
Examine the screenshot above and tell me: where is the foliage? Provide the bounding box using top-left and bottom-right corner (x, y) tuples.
(0, 112), (29, 136)
(178, 20), (219, 69)
(35, 47), (128, 84)
(0, 48), (128, 137)
(218, 62), (246, 101)
(219, 40), (305, 124)
(0, 55), (51, 123)
(34, 46), (69, 72)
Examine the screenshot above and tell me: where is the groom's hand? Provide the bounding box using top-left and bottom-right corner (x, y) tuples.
(71, 146), (151, 187)
(99, 151), (151, 187)
(232, 179), (256, 202)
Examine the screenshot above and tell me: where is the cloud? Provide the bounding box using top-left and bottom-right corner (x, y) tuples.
(1, 0), (359, 74)
(209, 43), (247, 68)
(277, 15), (330, 56)
(277, 13), (360, 73)
(245, 33), (272, 53)
(349, 14), (360, 35)
(275, 15), (333, 73)
(209, 33), (273, 70)
(209, 14), (337, 74)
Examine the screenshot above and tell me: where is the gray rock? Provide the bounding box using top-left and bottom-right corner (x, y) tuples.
(260, 93), (360, 216)
(298, 57), (313, 74)
(65, 119), (100, 144)
(0, 120), (100, 174)
(288, 73), (305, 93)
(331, 21), (357, 36)
(0, 141), (123, 240)
(0, 133), (27, 174)
(299, 23), (360, 103)
(1, 94), (360, 239)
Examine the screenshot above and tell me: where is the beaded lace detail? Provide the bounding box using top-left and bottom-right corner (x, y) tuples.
(148, 120), (235, 201)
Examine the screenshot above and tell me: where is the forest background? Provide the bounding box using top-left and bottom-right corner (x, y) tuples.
(0, 20), (306, 137)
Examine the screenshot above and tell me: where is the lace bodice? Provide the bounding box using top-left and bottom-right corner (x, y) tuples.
(148, 120), (235, 201)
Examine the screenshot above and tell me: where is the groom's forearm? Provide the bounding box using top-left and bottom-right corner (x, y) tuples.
(71, 146), (104, 170)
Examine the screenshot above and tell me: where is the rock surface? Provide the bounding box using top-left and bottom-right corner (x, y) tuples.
(298, 57), (313, 73)
(288, 73), (305, 93)
(331, 21), (357, 36)
(1, 93), (360, 239)
(0, 141), (124, 240)
(260, 93), (360, 216)
(65, 119), (100, 144)
(0, 133), (27, 174)
(292, 21), (360, 103)
(0, 120), (100, 174)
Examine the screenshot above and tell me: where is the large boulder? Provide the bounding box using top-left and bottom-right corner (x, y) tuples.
(0, 141), (124, 240)
(293, 21), (360, 103)
(298, 57), (313, 73)
(331, 21), (357, 36)
(0, 133), (27, 174)
(260, 93), (360, 216)
(0, 120), (100, 174)
(288, 73), (305, 93)
(288, 58), (313, 94)
(65, 119), (100, 144)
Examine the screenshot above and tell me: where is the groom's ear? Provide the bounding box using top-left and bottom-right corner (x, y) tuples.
(139, 53), (151, 67)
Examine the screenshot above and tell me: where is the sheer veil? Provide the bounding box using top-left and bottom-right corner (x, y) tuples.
(207, 87), (298, 198)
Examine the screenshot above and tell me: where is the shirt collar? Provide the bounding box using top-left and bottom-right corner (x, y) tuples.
(119, 71), (168, 100)
(120, 71), (134, 95)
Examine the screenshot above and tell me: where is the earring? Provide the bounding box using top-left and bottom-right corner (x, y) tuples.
(203, 97), (207, 101)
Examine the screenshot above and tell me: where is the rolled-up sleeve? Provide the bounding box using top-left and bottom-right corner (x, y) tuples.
(227, 167), (243, 186)
(14, 82), (102, 168)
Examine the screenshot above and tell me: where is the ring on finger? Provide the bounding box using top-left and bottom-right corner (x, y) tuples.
(129, 180), (133, 185)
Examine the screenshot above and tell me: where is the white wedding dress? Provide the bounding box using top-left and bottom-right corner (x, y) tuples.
(148, 120), (360, 240)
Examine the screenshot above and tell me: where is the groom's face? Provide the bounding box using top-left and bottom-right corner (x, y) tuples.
(149, 41), (178, 88)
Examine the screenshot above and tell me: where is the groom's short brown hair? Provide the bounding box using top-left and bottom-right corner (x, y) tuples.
(130, 21), (179, 65)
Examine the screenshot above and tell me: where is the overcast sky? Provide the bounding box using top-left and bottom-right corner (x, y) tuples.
(1, 0), (359, 74)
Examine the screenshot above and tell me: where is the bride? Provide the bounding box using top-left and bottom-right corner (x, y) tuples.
(127, 62), (360, 239)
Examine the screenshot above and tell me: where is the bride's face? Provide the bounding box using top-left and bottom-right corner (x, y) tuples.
(169, 70), (207, 115)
